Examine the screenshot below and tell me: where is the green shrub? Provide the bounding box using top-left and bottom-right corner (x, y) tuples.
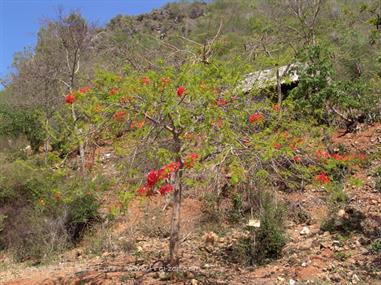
(0, 105), (46, 152)
(225, 191), (286, 265)
(369, 239), (381, 254)
(200, 192), (221, 223)
(374, 166), (381, 192)
(0, 157), (107, 261)
(4, 208), (69, 262)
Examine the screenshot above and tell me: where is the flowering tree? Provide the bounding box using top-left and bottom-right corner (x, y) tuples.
(87, 62), (245, 265)
(63, 59), (369, 268)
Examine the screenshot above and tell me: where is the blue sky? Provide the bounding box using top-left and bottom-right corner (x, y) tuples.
(0, 0), (172, 79)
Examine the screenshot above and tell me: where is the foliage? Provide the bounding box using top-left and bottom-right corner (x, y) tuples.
(0, 155), (107, 261)
(374, 166), (381, 192)
(1, 0), (381, 268)
(0, 105), (46, 151)
(289, 44), (380, 125)
(225, 191), (286, 265)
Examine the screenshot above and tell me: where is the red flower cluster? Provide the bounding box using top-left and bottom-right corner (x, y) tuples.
(65, 93), (75, 104)
(159, 161), (181, 179)
(109, 87), (119, 96)
(137, 185), (151, 196)
(177, 86), (185, 97)
(137, 153), (199, 196)
(248, 112), (264, 124)
(79, 86), (91, 94)
(272, 104), (281, 112)
(113, 111), (126, 121)
(161, 77), (171, 85)
(147, 170), (160, 186)
(274, 143), (282, 150)
(315, 150), (331, 159)
(216, 98), (228, 107)
(159, 184), (174, 195)
(140, 76), (151, 85)
(355, 153), (367, 160)
(315, 150), (366, 162)
(315, 172), (331, 184)
(184, 153), (199, 169)
(138, 161), (181, 196)
(130, 119), (145, 129)
(293, 156), (302, 163)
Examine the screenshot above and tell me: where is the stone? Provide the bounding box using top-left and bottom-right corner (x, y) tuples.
(300, 226), (310, 236)
(330, 273), (341, 282)
(191, 279), (199, 285)
(352, 274), (360, 284)
(289, 279), (297, 285)
(337, 209), (346, 217)
(159, 272), (169, 281)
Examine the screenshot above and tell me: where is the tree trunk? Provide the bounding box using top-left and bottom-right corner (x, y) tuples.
(276, 67), (282, 120)
(169, 134), (182, 266)
(71, 104), (86, 175)
(44, 118), (50, 165)
(169, 170), (182, 266)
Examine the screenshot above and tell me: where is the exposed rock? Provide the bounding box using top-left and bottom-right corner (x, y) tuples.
(300, 226), (311, 236)
(238, 64), (300, 94)
(351, 273), (360, 284)
(330, 273), (342, 282)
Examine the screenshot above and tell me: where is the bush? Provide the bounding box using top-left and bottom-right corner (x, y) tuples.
(374, 166), (381, 192)
(4, 208), (69, 262)
(0, 157), (106, 261)
(0, 105), (46, 152)
(225, 191), (286, 265)
(370, 239), (381, 254)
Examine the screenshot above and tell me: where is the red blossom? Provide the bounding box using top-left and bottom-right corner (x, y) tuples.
(274, 143), (282, 150)
(290, 144), (298, 151)
(159, 161), (181, 179)
(272, 104), (281, 112)
(137, 185), (151, 196)
(147, 170), (160, 186)
(330, 153), (346, 161)
(315, 150), (331, 159)
(113, 111), (126, 121)
(216, 98), (228, 107)
(140, 76), (151, 84)
(177, 86), (185, 97)
(248, 112), (264, 123)
(159, 184), (174, 195)
(355, 153), (367, 160)
(65, 94), (75, 104)
(109, 87), (119, 96)
(293, 156), (302, 162)
(315, 172), (331, 184)
(131, 119), (145, 129)
(161, 77), (171, 85)
(214, 118), (223, 128)
(184, 153), (199, 169)
(79, 86), (91, 94)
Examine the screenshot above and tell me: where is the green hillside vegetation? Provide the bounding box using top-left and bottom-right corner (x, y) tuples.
(0, 0), (380, 282)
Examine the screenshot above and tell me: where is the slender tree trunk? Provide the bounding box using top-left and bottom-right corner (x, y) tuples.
(169, 134), (182, 266)
(276, 68), (283, 120)
(71, 104), (86, 175)
(169, 170), (182, 266)
(44, 118), (50, 165)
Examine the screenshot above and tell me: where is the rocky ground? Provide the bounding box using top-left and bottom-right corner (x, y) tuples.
(1, 124), (381, 285)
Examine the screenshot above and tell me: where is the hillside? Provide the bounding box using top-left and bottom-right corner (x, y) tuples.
(1, 0), (381, 284)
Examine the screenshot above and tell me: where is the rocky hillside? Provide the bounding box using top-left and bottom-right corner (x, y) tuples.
(1, 124), (381, 285)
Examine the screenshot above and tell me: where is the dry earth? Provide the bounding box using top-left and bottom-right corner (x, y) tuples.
(1, 124), (381, 285)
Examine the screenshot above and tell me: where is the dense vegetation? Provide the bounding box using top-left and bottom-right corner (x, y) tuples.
(0, 0), (380, 271)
